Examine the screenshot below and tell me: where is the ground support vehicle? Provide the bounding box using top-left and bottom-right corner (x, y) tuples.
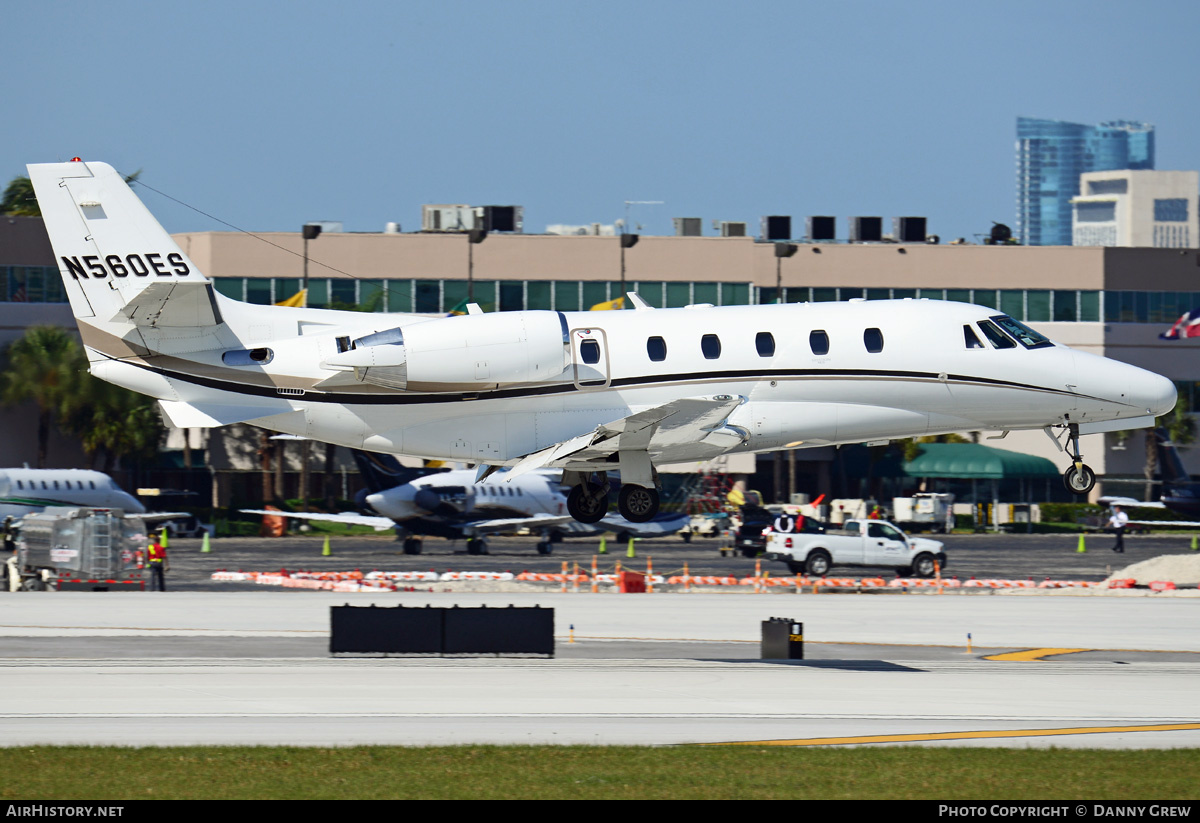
(891, 493), (955, 533)
(12, 507), (147, 592)
(764, 518), (947, 577)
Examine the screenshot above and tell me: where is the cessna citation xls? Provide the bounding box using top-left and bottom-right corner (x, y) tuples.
(28, 160), (1177, 524)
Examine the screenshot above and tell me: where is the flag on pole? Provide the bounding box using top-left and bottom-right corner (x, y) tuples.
(275, 289), (307, 308)
(590, 296), (625, 311)
(1160, 308), (1200, 340)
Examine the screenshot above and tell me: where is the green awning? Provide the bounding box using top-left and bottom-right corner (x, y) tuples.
(902, 443), (1059, 480)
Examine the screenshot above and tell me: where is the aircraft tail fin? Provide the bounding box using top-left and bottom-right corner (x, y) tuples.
(25, 160), (216, 328)
(351, 450), (430, 493)
(1155, 428), (1192, 484)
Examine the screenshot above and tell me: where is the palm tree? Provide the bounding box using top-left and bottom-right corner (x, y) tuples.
(1, 176), (39, 216)
(0, 327), (84, 466)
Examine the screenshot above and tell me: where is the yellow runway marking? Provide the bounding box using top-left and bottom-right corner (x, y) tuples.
(983, 648), (1090, 661)
(702, 723), (1200, 747)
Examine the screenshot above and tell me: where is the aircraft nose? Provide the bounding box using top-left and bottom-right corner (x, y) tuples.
(1113, 362), (1177, 417)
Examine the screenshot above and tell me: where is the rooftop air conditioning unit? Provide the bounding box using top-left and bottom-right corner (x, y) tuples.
(718, 221), (747, 237)
(673, 217), (702, 236)
(422, 205), (475, 232)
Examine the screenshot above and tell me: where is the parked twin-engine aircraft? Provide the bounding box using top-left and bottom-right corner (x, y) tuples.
(27, 160), (1178, 522)
(242, 450), (689, 554)
(1101, 428), (1200, 525)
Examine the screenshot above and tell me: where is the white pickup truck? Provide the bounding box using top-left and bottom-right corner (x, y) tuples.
(763, 519), (947, 578)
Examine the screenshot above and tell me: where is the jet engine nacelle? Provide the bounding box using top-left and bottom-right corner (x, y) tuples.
(321, 310), (570, 392)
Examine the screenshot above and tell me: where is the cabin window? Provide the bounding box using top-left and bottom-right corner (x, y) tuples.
(222, 348), (274, 366)
(647, 336), (667, 362)
(90, 481), (96, 489)
(964, 325), (984, 349)
(809, 330), (830, 356)
(701, 334), (721, 359)
(580, 339), (601, 364)
(977, 320), (1016, 349)
(864, 328), (884, 353)
(41, 481), (47, 490)
(755, 332), (775, 357)
(990, 315), (1054, 349)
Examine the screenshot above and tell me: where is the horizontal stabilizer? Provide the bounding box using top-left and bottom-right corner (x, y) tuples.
(114, 281), (220, 327)
(159, 399), (293, 429)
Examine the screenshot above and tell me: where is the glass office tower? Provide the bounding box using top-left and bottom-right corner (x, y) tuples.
(1016, 118), (1154, 246)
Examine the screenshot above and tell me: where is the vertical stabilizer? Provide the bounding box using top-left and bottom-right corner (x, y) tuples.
(26, 160), (214, 329)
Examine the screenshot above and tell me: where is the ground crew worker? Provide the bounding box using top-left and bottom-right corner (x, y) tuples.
(148, 532), (168, 591)
(868, 505), (882, 520)
(3, 516), (18, 592)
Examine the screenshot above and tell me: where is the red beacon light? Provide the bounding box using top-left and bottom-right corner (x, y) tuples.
(70, 157), (82, 162)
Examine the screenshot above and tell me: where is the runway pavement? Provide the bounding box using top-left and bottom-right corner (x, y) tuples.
(0, 589), (1197, 749)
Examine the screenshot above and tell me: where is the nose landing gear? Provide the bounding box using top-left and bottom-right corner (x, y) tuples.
(1061, 423), (1096, 495)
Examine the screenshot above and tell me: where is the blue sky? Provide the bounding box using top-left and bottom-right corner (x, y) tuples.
(6, 0), (1199, 244)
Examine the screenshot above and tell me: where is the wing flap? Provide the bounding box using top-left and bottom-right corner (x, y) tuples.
(506, 395), (745, 478)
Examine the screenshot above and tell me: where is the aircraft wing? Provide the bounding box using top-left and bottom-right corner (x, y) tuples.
(505, 395), (745, 478)
(238, 509), (397, 531)
(1097, 496), (1167, 509)
(137, 512), (191, 522)
(463, 513), (578, 535)
(599, 512), (690, 537)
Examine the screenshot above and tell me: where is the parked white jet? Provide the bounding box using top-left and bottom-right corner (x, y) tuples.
(242, 451), (690, 555)
(28, 160), (1177, 524)
(0, 468), (144, 520)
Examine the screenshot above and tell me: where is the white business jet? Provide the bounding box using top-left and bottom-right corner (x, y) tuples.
(0, 468), (144, 520)
(241, 450), (689, 555)
(27, 160), (1177, 524)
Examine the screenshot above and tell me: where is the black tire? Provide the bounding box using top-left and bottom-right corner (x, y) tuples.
(1063, 464), (1096, 495)
(536, 541), (551, 555)
(402, 538), (423, 555)
(805, 551), (832, 577)
(567, 483), (608, 524)
(742, 547), (759, 558)
(618, 485), (659, 523)
(912, 553), (937, 578)
(681, 531), (693, 543)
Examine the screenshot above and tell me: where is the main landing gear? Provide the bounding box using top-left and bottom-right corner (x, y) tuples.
(1061, 422), (1096, 496)
(564, 470), (662, 524)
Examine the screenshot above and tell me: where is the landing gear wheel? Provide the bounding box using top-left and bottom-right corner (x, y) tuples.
(617, 485), (659, 523)
(681, 530), (693, 543)
(1063, 464), (1096, 495)
(402, 537), (423, 555)
(567, 483), (608, 524)
(466, 538), (488, 555)
(536, 541), (552, 555)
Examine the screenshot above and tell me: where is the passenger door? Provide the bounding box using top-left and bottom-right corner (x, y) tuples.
(571, 327), (610, 389)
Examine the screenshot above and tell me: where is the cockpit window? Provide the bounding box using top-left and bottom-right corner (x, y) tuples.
(353, 328), (404, 348)
(976, 320), (1016, 349)
(964, 325), (984, 349)
(990, 315), (1054, 349)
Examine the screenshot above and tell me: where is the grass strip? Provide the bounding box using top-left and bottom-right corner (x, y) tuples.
(1, 745), (1198, 800)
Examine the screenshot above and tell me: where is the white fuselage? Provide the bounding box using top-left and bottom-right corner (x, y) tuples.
(97, 296), (1175, 468)
(0, 469), (144, 520)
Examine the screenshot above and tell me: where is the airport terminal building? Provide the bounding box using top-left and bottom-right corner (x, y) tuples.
(3, 214), (1200, 502)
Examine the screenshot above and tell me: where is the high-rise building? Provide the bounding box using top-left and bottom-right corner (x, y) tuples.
(1016, 118), (1154, 246)
(1073, 170), (1198, 248)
